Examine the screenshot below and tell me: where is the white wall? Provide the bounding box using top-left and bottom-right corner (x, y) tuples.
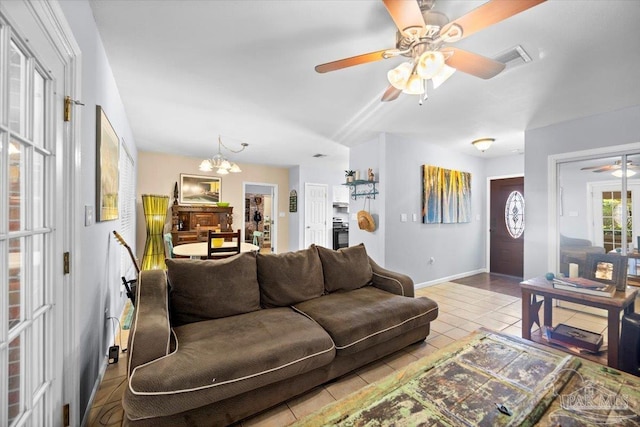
(349, 133), (488, 286)
(59, 0), (138, 421)
(524, 105), (640, 279)
(485, 153), (524, 177)
(349, 134), (386, 263)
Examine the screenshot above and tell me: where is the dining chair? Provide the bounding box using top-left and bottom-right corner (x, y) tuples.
(207, 229), (241, 259)
(252, 230), (263, 248)
(164, 232), (176, 258)
(196, 224), (220, 241)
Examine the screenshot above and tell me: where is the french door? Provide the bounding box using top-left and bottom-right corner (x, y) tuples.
(590, 183), (640, 252)
(1, 2), (74, 425)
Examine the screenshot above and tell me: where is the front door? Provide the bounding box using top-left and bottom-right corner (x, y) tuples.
(1, 2), (73, 425)
(490, 177), (525, 277)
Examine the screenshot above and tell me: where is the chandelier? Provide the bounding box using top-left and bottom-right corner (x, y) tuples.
(198, 136), (248, 175)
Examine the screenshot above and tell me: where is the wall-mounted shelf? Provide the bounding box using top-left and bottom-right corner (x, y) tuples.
(343, 180), (379, 200)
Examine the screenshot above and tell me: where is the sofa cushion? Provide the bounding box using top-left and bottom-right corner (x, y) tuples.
(315, 243), (373, 292)
(125, 308), (335, 419)
(257, 247), (324, 307)
(293, 287), (438, 355)
(166, 253), (260, 326)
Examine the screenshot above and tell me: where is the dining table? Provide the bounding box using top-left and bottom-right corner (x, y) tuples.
(172, 241), (260, 259)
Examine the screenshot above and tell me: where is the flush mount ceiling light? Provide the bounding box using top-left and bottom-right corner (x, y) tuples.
(472, 138), (494, 152)
(198, 136), (248, 175)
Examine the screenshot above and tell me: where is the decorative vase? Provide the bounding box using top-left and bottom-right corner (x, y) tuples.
(141, 194), (169, 270)
(354, 170), (360, 181)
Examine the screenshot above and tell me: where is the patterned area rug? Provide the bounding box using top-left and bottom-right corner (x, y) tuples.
(293, 330), (640, 426)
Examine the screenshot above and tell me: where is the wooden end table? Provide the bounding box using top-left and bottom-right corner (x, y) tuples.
(520, 276), (637, 368)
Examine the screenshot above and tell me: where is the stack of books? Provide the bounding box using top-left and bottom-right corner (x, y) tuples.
(552, 276), (616, 297)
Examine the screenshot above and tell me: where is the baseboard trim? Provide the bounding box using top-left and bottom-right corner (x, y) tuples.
(414, 268), (487, 289)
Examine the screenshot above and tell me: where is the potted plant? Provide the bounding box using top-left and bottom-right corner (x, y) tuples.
(345, 170), (356, 183)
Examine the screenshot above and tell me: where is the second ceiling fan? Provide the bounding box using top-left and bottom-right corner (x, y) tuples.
(315, 0), (546, 103)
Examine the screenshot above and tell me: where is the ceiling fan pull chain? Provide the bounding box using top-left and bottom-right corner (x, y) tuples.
(419, 81), (428, 105)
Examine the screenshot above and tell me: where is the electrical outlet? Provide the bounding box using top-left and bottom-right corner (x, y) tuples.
(108, 345), (119, 364)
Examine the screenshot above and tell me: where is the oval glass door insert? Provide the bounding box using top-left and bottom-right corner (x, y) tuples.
(505, 191), (525, 238)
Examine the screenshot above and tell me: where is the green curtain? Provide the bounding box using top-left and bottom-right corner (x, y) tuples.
(141, 194), (169, 270)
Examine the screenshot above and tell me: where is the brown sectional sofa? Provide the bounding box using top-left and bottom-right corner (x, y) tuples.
(123, 244), (438, 426)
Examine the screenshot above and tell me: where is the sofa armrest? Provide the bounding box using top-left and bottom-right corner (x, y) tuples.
(368, 257), (415, 297)
(127, 269), (171, 376)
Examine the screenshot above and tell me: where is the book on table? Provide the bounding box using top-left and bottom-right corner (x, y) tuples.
(552, 277), (616, 297)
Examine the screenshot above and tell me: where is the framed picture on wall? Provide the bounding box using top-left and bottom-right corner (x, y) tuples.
(179, 174), (221, 205)
(96, 105), (119, 221)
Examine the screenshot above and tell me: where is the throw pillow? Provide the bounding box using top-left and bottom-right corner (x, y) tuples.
(257, 247), (324, 307)
(167, 252), (260, 326)
(316, 243), (372, 293)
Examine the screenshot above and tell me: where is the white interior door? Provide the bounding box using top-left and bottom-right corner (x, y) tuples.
(1, 2), (71, 425)
(304, 183), (328, 248)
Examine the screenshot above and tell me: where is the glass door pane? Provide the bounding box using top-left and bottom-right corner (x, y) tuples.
(2, 25), (57, 425)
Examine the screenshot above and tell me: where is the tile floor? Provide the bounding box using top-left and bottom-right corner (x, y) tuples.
(87, 280), (620, 427)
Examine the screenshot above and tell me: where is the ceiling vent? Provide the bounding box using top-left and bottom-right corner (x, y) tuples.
(494, 45), (532, 71)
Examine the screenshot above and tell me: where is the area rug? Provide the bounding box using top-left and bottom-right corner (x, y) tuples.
(293, 330), (640, 426)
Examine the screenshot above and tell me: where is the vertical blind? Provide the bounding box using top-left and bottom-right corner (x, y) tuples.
(119, 142), (136, 278)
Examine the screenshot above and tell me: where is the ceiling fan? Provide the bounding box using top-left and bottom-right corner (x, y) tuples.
(581, 160), (640, 174)
(315, 0), (546, 104)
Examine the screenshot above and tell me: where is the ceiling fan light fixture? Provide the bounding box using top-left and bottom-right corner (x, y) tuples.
(612, 169), (636, 178)
(472, 138), (494, 152)
(416, 51), (445, 79)
(402, 73), (425, 95)
(387, 62), (412, 90)
(432, 64), (456, 89)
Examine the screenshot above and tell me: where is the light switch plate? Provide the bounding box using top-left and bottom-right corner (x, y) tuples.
(85, 205), (94, 226)
(400, 214), (407, 222)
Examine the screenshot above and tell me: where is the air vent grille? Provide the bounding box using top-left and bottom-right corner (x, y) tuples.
(494, 45), (531, 70)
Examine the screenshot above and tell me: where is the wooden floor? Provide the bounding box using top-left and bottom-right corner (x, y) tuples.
(452, 272), (523, 297)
